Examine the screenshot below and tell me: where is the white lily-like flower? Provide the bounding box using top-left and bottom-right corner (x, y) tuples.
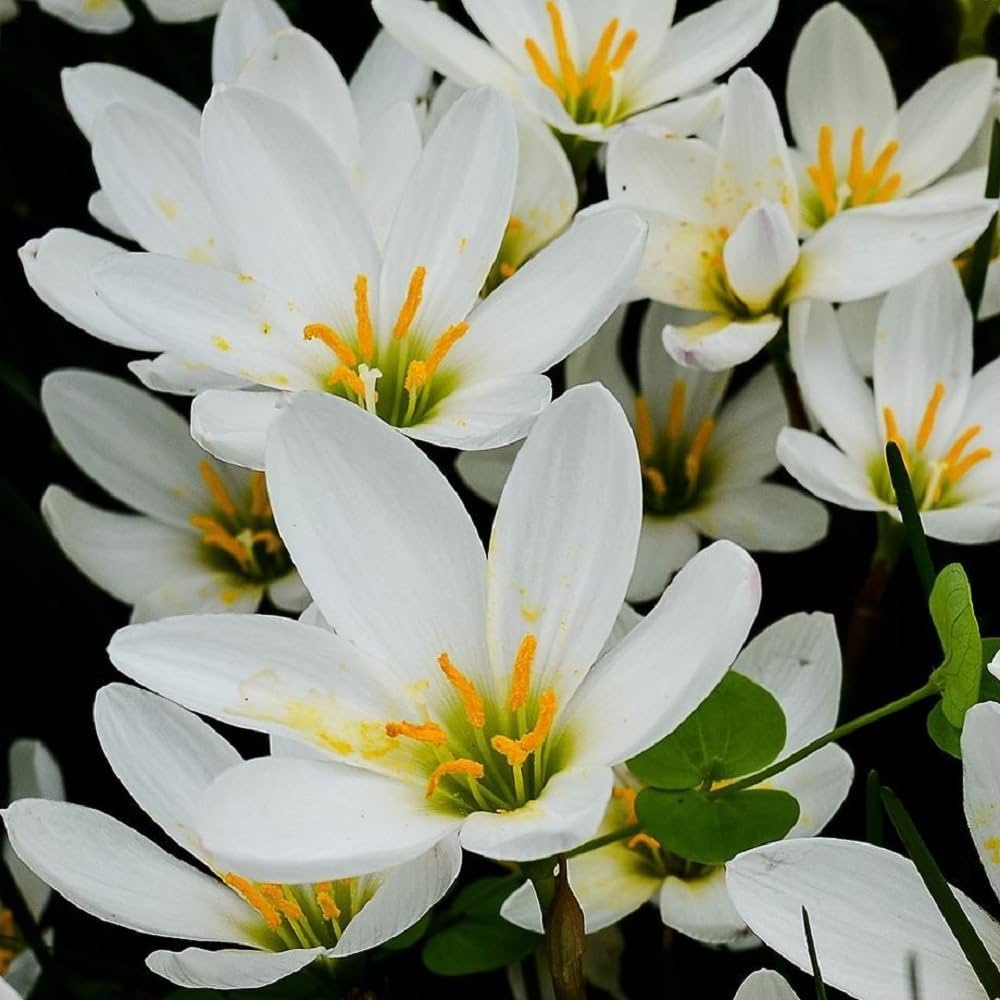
(2, 741), (62, 999)
(2, 685), (461, 991)
(727, 684), (1000, 1000)
(779, 262), (1000, 544)
(604, 67), (995, 371)
(459, 305), (828, 602)
(92, 87), (646, 466)
(373, 0), (778, 142)
(9, 0), (222, 34)
(41, 369), (307, 620)
(19, 0), (431, 396)
(788, 3), (995, 231)
(107, 384), (761, 881)
(735, 971), (800, 1000)
(500, 613), (853, 946)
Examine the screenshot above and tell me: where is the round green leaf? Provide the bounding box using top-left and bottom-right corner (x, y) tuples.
(926, 702), (963, 760)
(930, 564), (983, 727)
(422, 917), (539, 976)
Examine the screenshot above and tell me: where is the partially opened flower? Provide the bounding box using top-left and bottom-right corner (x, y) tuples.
(779, 262), (1000, 544)
(735, 971), (800, 1000)
(373, 0), (777, 142)
(107, 385), (761, 881)
(605, 68), (995, 370)
(92, 87), (645, 466)
(459, 305), (828, 602)
(500, 613), (852, 946)
(9, 0), (223, 34)
(787, 3), (995, 231)
(727, 695), (1000, 999)
(2, 685), (462, 991)
(41, 370), (306, 620)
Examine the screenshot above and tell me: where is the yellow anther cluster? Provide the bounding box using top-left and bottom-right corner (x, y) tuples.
(0, 908), (17, 975)
(808, 125), (902, 219)
(612, 786), (662, 853)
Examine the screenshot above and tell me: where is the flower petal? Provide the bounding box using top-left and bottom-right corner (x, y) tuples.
(211, 0), (290, 84)
(709, 366), (784, 488)
(919, 505), (1000, 545)
(663, 316), (783, 371)
(455, 442), (520, 506)
(146, 948), (321, 991)
(962, 701), (1000, 904)
(350, 28), (432, 134)
(769, 744), (853, 839)
(130, 356), (251, 397)
(659, 865), (748, 945)
(723, 204), (799, 314)
(266, 571), (311, 613)
(191, 389), (287, 471)
(36, 0), (132, 34)
(735, 970), (799, 1000)
(567, 305), (635, 412)
(88, 189), (133, 240)
(130, 572), (263, 623)
(628, 517), (700, 604)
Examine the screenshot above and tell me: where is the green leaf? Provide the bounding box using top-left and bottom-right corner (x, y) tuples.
(627, 672), (786, 790)
(930, 564), (983, 727)
(927, 702), (963, 759)
(885, 443), (936, 598)
(635, 787), (800, 865)
(801, 907), (829, 1000)
(382, 911), (431, 951)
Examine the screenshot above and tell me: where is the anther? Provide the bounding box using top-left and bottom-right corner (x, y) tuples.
(916, 382), (946, 451)
(519, 689), (557, 754)
(328, 365), (368, 399)
(684, 418), (715, 484)
(508, 633), (538, 710)
(393, 266), (427, 341)
(426, 759), (485, 798)
(666, 379), (687, 441)
(491, 734), (530, 767)
(385, 720), (448, 745)
(354, 275), (375, 361)
(250, 471), (271, 520)
(223, 873), (282, 931)
(314, 882), (341, 922)
(199, 459), (238, 518)
(634, 396), (655, 461)
(438, 652), (485, 727)
(303, 323), (357, 367)
(545, 1), (579, 97)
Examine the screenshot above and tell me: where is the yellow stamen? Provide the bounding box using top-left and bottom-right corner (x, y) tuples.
(607, 28), (638, 73)
(944, 424), (984, 466)
(303, 323), (357, 367)
(251, 529), (284, 554)
(426, 758), (484, 798)
(847, 126), (866, 192)
(854, 140), (900, 204)
(628, 832), (662, 851)
(545, 1), (579, 97)
(916, 382), (946, 450)
(0, 909), (16, 976)
(199, 459), (238, 518)
(612, 786), (638, 824)
(807, 125), (839, 217)
(634, 395), (655, 461)
(684, 418), (715, 484)
(581, 18), (619, 91)
(250, 471), (271, 519)
(871, 173), (902, 204)
(666, 380), (686, 441)
(260, 884), (304, 922)
(883, 406), (906, 453)
(223, 873), (282, 931)
(385, 720), (448, 745)
(508, 633), (538, 710)
(425, 322), (469, 376)
(393, 266), (427, 340)
(491, 734), (530, 767)
(354, 274), (375, 361)
(191, 515), (253, 568)
(438, 652), (486, 728)
(314, 882), (341, 921)
(519, 689), (557, 754)
(404, 360), (428, 395)
(949, 447), (993, 482)
(643, 466), (667, 497)
(524, 38), (565, 99)
(329, 365), (368, 398)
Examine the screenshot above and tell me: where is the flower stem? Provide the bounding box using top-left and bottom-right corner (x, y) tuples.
(564, 823), (641, 859)
(767, 325), (809, 430)
(530, 857), (586, 1000)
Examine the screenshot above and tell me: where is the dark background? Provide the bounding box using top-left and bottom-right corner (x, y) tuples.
(1, 0), (997, 996)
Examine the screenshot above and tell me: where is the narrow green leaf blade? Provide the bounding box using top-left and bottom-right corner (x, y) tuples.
(885, 443), (936, 598)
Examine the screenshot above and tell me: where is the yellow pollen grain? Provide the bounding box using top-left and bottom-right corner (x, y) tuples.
(612, 786), (639, 824)
(385, 720), (448, 745)
(492, 733), (530, 767)
(212, 335), (231, 352)
(438, 652), (485, 727)
(519, 688), (557, 754)
(634, 395), (655, 461)
(393, 266), (427, 340)
(223, 873), (282, 931)
(199, 459), (238, 517)
(917, 381), (946, 451)
(628, 832), (662, 852)
(582, 17), (619, 91)
(314, 882), (342, 921)
(508, 633), (538, 710)
(684, 417), (715, 484)
(425, 322), (469, 376)
(545, 1), (579, 97)
(666, 379), (687, 441)
(985, 837), (1000, 864)
(329, 365), (368, 399)
(260, 884), (304, 922)
(250, 471), (271, 520)
(354, 274), (375, 361)
(303, 323), (357, 367)
(426, 758), (484, 798)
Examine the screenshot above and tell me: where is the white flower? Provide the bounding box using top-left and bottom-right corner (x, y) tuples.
(604, 67), (995, 371)
(727, 676), (1000, 1000)
(2, 685), (461, 991)
(787, 3), (995, 231)
(11, 0), (221, 34)
(106, 384), (761, 881)
(735, 971), (799, 1000)
(41, 369), (308, 620)
(459, 305), (827, 602)
(92, 86), (646, 466)
(2, 741), (62, 999)
(500, 613), (852, 947)
(779, 262), (1000, 544)
(19, 0), (431, 396)
(373, 0), (778, 142)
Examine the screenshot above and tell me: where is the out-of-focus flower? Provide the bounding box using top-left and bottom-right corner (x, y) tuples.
(2, 685), (461, 991)
(458, 305), (828, 602)
(373, 0), (778, 142)
(41, 370), (307, 620)
(8, 0), (222, 35)
(735, 971), (800, 999)
(604, 68), (995, 371)
(780, 263), (1000, 544)
(501, 614), (852, 947)
(93, 88), (646, 465)
(107, 385), (761, 882)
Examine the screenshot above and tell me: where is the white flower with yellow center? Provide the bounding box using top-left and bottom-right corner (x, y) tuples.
(728, 683), (1000, 1000)
(2, 685), (461, 991)
(459, 305), (828, 602)
(91, 87), (645, 467)
(8, 0), (223, 35)
(500, 613), (852, 947)
(779, 262), (1000, 544)
(605, 67), (996, 371)
(373, 0), (778, 142)
(20, 0), (431, 396)
(41, 370), (307, 620)
(788, 3), (995, 232)
(106, 385), (761, 880)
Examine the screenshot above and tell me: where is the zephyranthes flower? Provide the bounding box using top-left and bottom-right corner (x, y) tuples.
(727, 674), (1000, 999)
(7, 0), (222, 35)
(2, 685), (461, 991)
(373, 0), (778, 142)
(107, 384), (761, 881)
(500, 613), (852, 946)
(604, 67), (995, 370)
(41, 369), (307, 619)
(780, 262), (1000, 544)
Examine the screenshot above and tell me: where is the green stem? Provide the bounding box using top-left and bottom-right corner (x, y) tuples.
(963, 119), (1000, 315)
(957, 0), (1000, 57)
(801, 908), (829, 1000)
(564, 823), (641, 859)
(767, 324), (810, 430)
(885, 443), (936, 598)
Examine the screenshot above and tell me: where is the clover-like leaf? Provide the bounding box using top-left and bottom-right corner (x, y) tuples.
(930, 564), (982, 727)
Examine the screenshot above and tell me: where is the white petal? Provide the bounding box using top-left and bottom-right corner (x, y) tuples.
(88, 189), (133, 240)
(723, 205), (799, 313)
(129, 355), (251, 397)
(19, 230), (158, 351)
(130, 572), (263, 623)
(2, 800), (259, 945)
(196, 757), (461, 882)
(455, 443), (520, 507)
(962, 701), (1000, 903)
(567, 305), (635, 410)
(142, 0), (222, 22)
(191, 389), (286, 471)
(769, 743), (853, 839)
(919, 505), (1000, 545)
(837, 295), (882, 377)
(459, 767), (613, 862)
(350, 28), (432, 134)
(566, 541), (761, 766)
(147, 948), (321, 991)
(709, 366), (784, 488)
(332, 835), (462, 957)
(485, 384), (641, 705)
(500, 880), (545, 933)
(663, 316), (783, 371)
(624, 85), (726, 140)
(627, 517), (700, 604)
(265, 392), (488, 680)
(727, 838), (1000, 1000)
(41, 487), (197, 605)
(41, 368), (215, 528)
(266, 571), (311, 613)
(735, 970), (800, 1000)
(36, 0), (131, 34)
(211, 0), (290, 84)
(659, 866), (748, 945)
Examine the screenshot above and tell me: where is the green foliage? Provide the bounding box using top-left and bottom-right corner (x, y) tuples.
(927, 638), (1000, 758)
(382, 912), (431, 951)
(931, 564), (983, 727)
